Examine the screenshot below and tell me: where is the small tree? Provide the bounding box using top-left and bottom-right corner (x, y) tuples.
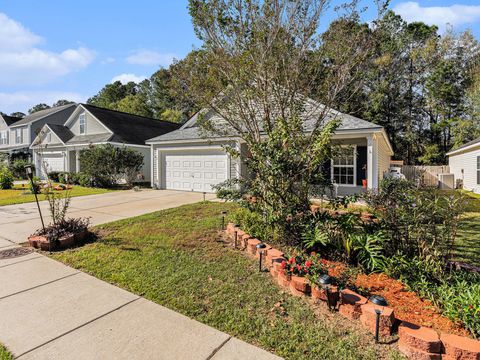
(80, 144), (144, 187)
(184, 0), (375, 243)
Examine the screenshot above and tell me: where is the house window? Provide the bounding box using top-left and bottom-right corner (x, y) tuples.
(477, 157), (480, 185)
(79, 113), (86, 134)
(15, 129), (23, 144)
(0, 131), (7, 145)
(47, 131), (52, 143)
(332, 146), (356, 185)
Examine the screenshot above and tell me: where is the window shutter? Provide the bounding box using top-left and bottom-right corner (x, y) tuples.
(356, 146), (367, 186)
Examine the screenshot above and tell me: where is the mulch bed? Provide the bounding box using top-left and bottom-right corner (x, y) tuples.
(354, 273), (469, 337)
(323, 259), (468, 337)
(0, 247), (33, 260)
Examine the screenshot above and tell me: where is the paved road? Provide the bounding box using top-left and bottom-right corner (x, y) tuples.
(0, 190), (281, 359)
(0, 189), (216, 245)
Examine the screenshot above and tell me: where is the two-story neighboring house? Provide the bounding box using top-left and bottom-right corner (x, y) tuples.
(31, 104), (181, 181)
(0, 114), (22, 157)
(0, 104), (76, 161)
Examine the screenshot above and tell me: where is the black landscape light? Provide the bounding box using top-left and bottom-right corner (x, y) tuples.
(25, 164), (45, 232)
(234, 224), (240, 249)
(203, 192), (206, 202)
(220, 211), (227, 230)
(369, 295), (388, 343)
(256, 243), (267, 272)
(318, 274), (338, 311)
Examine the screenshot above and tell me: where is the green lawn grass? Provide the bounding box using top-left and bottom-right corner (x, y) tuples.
(454, 191), (480, 266)
(0, 185), (114, 206)
(51, 202), (402, 360)
(0, 344), (12, 360)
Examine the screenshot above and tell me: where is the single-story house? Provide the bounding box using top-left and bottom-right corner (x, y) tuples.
(0, 104), (76, 160)
(147, 102), (393, 195)
(31, 104), (180, 181)
(447, 137), (480, 193)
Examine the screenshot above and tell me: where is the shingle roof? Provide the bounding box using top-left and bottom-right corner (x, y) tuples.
(447, 137), (480, 155)
(147, 100), (382, 143)
(67, 133), (113, 145)
(2, 115), (22, 126)
(11, 104), (76, 127)
(81, 104), (181, 145)
(47, 124), (75, 143)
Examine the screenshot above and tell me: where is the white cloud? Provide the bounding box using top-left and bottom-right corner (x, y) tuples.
(0, 91), (86, 114)
(111, 73), (147, 84)
(0, 12), (95, 86)
(393, 2), (480, 31)
(126, 50), (176, 66)
(101, 57), (115, 65)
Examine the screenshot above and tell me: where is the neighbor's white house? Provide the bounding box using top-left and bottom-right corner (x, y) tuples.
(447, 138), (480, 193)
(147, 98), (393, 195)
(31, 104), (180, 181)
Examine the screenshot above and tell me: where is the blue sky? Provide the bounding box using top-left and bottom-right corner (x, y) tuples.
(1, 0), (479, 114)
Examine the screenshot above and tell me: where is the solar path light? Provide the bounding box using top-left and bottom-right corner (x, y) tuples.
(369, 295), (388, 343)
(318, 274), (338, 311)
(25, 164), (45, 232)
(256, 243), (267, 272)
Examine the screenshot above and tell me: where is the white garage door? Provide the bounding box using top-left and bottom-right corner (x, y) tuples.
(163, 151), (228, 193)
(42, 153), (65, 173)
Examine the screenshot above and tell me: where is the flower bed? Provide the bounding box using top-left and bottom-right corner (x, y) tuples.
(225, 223), (480, 360)
(28, 218), (90, 251)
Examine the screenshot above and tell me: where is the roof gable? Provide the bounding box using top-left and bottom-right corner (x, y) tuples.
(80, 104), (181, 145)
(10, 104), (76, 127)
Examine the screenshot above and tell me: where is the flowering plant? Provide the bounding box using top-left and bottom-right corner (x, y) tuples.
(281, 253), (326, 277)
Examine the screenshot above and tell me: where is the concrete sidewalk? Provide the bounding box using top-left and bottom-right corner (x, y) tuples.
(0, 248), (281, 359)
(0, 189), (217, 245)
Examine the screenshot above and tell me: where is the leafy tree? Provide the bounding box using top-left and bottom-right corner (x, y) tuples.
(187, 0), (374, 243)
(115, 93), (153, 118)
(87, 81), (137, 109)
(28, 103), (51, 114)
(10, 112), (25, 118)
(160, 109), (183, 123)
(52, 99), (75, 107)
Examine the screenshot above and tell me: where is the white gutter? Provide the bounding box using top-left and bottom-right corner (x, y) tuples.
(446, 141), (480, 156)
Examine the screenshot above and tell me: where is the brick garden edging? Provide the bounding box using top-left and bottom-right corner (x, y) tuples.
(225, 223), (480, 360)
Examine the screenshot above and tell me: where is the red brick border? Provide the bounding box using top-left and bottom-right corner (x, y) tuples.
(225, 226), (480, 359)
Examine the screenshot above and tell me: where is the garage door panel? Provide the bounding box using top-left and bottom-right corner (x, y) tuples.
(162, 151), (229, 193)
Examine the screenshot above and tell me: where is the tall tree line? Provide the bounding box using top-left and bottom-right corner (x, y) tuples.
(316, 11), (480, 164)
(85, 9), (480, 164)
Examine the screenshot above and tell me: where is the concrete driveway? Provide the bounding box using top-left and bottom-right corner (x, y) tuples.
(0, 189), (216, 245)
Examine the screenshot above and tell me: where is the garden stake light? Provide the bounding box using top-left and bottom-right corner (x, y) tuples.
(369, 295), (388, 343)
(318, 274), (337, 311)
(221, 211), (227, 230)
(203, 192), (206, 201)
(234, 224), (240, 249)
(25, 165), (45, 233)
(256, 243), (267, 272)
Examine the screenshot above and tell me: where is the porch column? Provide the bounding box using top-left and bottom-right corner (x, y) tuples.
(366, 135), (379, 190)
(75, 150), (80, 173)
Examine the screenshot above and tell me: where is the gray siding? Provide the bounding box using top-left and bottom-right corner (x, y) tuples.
(70, 110), (110, 135)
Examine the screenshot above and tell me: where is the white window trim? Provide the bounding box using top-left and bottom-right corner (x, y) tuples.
(79, 113), (86, 135)
(477, 156), (480, 185)
(331, 144), (357, 187)
(15, 129), (23, 144)
(0, 131), (8, 145)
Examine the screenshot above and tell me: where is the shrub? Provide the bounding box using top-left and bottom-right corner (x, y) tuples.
(79, 144), (143, 188)
(363, 178), (465, 267)
(0, 166), (14, 189)
(9, 159), (34, 179)
(48, 171), (66, 182)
